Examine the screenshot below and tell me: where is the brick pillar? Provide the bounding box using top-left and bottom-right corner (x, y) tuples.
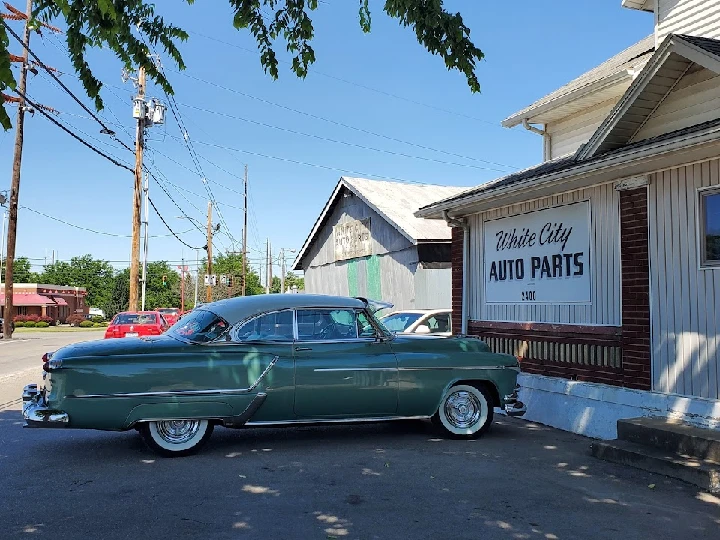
(451, 226), (464, 335)
(619, 187), (652, 390)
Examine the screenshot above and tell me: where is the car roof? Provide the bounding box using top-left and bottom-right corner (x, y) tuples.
(200, 294), (367, 325)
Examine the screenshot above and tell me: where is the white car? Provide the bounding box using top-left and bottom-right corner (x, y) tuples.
(380, 309), (452, 336)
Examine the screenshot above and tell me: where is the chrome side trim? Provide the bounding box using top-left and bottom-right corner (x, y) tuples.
(71, 356), (279, 399)
(222, 392), (267, 428)
(397, 366), (514, 371)
(245, 415), (431, 427)
(313, 367), (397, 372)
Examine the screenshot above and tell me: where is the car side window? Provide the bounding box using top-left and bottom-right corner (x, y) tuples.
(426, 313), (450, 333)
(233, 310), (294, 342)
(297, 309), (358, 341)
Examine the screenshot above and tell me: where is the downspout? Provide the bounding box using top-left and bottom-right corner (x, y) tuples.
(443, 210), (469, 335)
(522, 118), (551, 162)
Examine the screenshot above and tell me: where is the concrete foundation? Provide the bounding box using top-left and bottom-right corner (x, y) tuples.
(518, 373), (720, 439)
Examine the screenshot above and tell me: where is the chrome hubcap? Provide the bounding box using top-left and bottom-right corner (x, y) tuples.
(444, 391), (482, 429)
(155, 420), (201, 444)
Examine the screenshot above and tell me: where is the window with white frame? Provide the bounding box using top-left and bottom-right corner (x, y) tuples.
(700, 188), (720, 267)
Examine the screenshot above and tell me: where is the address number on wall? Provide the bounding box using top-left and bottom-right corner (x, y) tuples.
(521, 290), (537, 302)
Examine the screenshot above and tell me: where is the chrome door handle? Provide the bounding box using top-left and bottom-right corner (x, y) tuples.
(295, 346), (312, 352)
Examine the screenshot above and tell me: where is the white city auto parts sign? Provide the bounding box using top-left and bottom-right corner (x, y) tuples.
(483, 201), (591, 304)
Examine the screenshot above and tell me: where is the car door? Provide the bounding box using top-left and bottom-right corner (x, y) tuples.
(293, 308), (398, 418)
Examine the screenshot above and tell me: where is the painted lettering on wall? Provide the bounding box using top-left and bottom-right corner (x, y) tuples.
(334, 218), (372, 262)
(483, 202), (591, 304)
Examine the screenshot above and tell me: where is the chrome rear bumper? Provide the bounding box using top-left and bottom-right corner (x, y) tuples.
(22, 384), (69, 427)
(503, 385), (527, 417)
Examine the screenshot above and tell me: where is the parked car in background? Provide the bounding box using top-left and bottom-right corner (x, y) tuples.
(22, 295), (525, 457)
(380, 309), (452, 336)
(104, 311), (170, 339)
(156, 307), (181, 325)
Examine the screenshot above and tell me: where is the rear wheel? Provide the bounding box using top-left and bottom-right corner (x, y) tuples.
(139, 419), (214, 457)
(434, 384), (493, 439)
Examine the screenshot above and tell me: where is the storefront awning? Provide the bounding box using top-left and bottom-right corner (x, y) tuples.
(0, 293), (56, 306)
(51, 296), (68, 306)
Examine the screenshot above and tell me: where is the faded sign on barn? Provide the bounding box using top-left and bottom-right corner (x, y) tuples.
(334, 218), (372, 261)
(483, 201), (591, 304)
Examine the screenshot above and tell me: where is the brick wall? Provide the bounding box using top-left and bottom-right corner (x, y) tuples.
(451, 226), (464, 334)
(619, 187), (652, 390)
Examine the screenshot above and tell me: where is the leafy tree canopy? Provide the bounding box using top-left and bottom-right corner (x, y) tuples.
(3, 256), (38, 283)
(0, 0), (483, 129)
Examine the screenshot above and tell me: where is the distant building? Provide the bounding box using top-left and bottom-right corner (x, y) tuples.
(0, 284), (88, 321)
(293, 177), (466, 310)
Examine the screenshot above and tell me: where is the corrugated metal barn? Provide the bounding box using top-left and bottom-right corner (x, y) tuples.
(293, 177), (465, 310)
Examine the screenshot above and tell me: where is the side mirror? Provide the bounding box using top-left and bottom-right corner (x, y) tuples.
(415, 324), (431, 334)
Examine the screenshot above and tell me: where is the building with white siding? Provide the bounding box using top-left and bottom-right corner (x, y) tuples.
(416, 1), (720, 439)
(293, 177), (465, 311)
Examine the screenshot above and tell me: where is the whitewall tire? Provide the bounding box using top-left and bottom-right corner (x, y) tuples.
(139, 419), (214, 457)
(435, 384), (493, 439)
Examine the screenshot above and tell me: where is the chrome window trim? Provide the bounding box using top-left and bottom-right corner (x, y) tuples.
(70, 356), (279, 399)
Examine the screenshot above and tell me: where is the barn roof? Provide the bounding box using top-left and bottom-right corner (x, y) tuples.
(292, 177), (466, 271)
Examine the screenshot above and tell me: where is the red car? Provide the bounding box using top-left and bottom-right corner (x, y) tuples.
(104, 311), (170, 339)
(156, 307), (181, 325)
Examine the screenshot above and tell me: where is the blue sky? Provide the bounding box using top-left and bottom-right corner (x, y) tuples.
(0, 1), (652, 279)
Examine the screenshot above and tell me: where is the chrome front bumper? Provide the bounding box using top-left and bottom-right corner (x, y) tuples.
(22, 384), (69, 427)
(503, 385), (527, 417)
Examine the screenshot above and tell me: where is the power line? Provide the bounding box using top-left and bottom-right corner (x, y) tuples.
(20, 205), (194, 238)
(186, 29), (498, 125)
(165, 133), (436, 185)
(179, 102), (512, 173)
(173, 70), (519, 170)
(3, 19), (133, 152)
(147, 196), (202, 250)
(16, 89), (134, 172)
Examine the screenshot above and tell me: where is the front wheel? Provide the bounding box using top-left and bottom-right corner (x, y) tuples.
(139, 419), (214, 457)
(434, 384), (493, 439)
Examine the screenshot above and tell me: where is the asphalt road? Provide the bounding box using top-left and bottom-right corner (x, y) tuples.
(1, 333), (719, 539)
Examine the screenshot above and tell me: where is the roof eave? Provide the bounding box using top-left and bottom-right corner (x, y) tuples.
(416, 122), (720, 218)
(501, 70), (633, 128)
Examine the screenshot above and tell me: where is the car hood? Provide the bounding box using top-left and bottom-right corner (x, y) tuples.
(52, 334), (186, 359)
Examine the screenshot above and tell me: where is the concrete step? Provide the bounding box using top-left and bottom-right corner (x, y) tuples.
(617, 417), (720, 463)
(591, 439), (720, 493)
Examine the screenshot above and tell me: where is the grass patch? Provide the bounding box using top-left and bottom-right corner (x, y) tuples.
(14, 326), (106, 333)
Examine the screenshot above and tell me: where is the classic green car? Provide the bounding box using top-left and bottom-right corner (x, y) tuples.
(22, 295), (525, 456)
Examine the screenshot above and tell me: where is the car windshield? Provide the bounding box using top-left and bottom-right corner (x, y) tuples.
(113, 313), (158, 325)
(380, 312), (424, 332)
(167, 309), (229, 343)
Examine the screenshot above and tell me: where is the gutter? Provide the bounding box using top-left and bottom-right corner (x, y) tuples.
(523, 119), (551, 162)
(442, 211), (469, 335)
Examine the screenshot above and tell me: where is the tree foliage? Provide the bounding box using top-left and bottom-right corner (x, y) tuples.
(39, 254), (115, 308)
(4, 256), (38, 283)
(0, 0), (484, 129)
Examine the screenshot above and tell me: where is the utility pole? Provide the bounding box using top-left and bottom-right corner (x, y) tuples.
(177, 259), (188, 312)
(3, 0), (33, 339)
(140, 170), (150, 311)
(265, 239), (270, 294)
(242, 164), (248, 296)
(269, 241), (273, 293)
(280, 248), (286, 294)
(0, 208), (6, 285)
(128, 66), (146, 312)
(194, 249), (199, 307)
(206, 201), (213, 303)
